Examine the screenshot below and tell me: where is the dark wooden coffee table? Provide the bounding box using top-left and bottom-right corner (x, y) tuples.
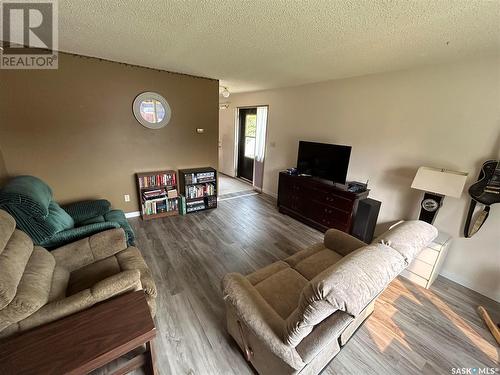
(0, 291), (156, 375)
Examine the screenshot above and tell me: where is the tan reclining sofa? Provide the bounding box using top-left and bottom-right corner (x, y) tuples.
(222, 220), (437, 375)
(0, 209), (156, 339)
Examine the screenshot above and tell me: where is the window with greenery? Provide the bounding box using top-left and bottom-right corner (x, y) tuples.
(244, 114), (257, 158)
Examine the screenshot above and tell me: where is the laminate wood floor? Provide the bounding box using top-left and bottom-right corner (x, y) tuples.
(218, 174), (254, 197)
(126, 193), (499, 375)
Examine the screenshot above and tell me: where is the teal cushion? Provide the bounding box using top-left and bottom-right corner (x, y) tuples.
(62, 200), (111, 224)
(0, 176), (53, 218)
(46, 201), (75, 233)
(78, 215), (105, 226)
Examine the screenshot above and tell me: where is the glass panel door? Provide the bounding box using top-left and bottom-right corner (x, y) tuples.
(237, 108), (257, 182)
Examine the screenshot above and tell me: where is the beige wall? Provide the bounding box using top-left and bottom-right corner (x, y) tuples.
(219, 57), (500, 301)
(0, 53), (218, 211)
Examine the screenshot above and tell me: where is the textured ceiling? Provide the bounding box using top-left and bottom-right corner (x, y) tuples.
(58, 0), (500, 93)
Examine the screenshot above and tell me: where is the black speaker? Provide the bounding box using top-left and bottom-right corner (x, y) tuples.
(352, 198), (381, 243)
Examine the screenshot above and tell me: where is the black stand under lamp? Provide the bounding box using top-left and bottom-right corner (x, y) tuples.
(411, 167), (468, 224)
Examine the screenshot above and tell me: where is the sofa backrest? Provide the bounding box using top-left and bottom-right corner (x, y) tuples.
(284, 243), (404, 346)
(0, 176), (75, 244)
(0, 209), (56, 333)
(284, 220), (437, 347)
(374, 220), (438, 264)
(0, 176), (53, 218)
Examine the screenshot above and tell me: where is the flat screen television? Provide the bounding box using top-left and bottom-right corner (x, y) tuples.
(296, 141), (351, 184)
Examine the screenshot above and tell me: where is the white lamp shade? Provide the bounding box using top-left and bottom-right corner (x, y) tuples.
(411, 167), (468, 198)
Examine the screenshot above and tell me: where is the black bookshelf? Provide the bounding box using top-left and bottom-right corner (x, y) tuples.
(178, 167), (217, 214)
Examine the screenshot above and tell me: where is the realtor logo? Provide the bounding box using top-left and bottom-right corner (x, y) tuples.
(1, 0), (58, 69)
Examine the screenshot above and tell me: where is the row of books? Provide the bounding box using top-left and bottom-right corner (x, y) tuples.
(139, 173), (176, 188)
(175, 195), (219, 215)
(142, 197), (179, 215)
(185, 183), (216, 199)
(142, 188), (178, 201)
(186, 199), (206, 213)
(185, 171), (215, 185)
(206, 196), (217, 208)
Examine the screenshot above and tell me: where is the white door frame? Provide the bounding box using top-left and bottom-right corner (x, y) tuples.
(233, 105), (269, 189)
(232, 107), (239, 178)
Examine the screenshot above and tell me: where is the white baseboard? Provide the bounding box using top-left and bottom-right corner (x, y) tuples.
(440, 270), (500, 303)
(218, 192), (259, 201)
(262, 189), (278, 198)
(125, 211), (141, 218)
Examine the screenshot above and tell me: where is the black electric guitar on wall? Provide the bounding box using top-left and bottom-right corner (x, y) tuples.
(464, 160), (500, 238)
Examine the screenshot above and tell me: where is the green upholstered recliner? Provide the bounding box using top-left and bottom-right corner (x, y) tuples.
(0, 176), (134, 248)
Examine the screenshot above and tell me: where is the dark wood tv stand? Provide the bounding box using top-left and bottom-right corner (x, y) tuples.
(277, 172), (369, 233)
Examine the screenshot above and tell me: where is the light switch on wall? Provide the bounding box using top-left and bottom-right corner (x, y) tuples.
(124, 194), (130, 202)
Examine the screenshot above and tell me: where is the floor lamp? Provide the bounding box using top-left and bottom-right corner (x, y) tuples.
(411, 167), (468, 224)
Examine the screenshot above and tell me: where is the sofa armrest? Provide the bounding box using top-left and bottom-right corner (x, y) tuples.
(222, 273), (305, 370)
(323, 229), (367, 256)
(90, 269), (142, 300)
(51, 228), (128, 271)
(116, 246), (157, 299)
(104, 210), (135, 246)
(18, 270), (141, 332)
(62, 199), (111, 224)
(41, 222), (120, 249)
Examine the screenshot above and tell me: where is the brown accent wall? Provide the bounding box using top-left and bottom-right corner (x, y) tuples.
(0, 147), (8, 186)
(0, 53), (218, 211)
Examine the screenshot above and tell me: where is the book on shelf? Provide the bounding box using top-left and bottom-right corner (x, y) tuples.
(142, 197), (179, 215)
(184, 171), (216, 185)
(142, 187), (178, 201)
(185, 183), (216, 199)
(206, 195), (217, 208)
(143, 189), (166, 199)
(186, 199), (206, 213)
(179, 167), (217, 214)
(139, 173), (177, 188)
(137, 170), (180, 218)
(179, 195), (187, 215)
